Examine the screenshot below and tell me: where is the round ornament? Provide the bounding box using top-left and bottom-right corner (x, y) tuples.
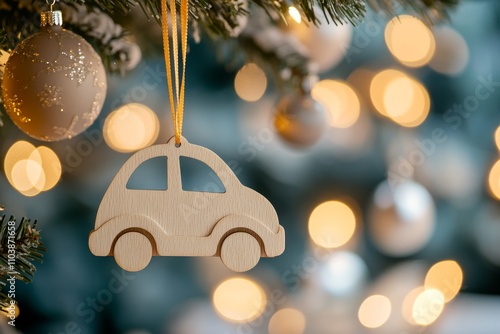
(368, 180), (435, 257)
(273, 92), (328, 147)
(1, 10), (107, 141)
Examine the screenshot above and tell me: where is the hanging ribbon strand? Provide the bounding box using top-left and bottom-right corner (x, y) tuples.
(161, 0), (189, 146)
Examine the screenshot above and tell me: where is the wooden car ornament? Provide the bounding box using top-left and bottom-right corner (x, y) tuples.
(89, 136), (285, 272)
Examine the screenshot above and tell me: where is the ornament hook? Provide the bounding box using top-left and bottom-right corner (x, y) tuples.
(46, 0), (56, 11)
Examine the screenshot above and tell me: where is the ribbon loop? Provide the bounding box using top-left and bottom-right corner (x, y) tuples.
(161, 0), (189, 145)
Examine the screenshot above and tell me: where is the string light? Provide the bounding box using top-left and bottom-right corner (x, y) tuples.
(424, 260), (463, 303)
(2, 303), (20, 319)
(402, 286), (425, 325)
(34, 146), (62, 191)
(311, 80), (361, 128)
(234, 63), (267, 102)
(385, 15), (435, 67)
(370, 69), (430, 127)
(4, 141), (61, 196)
(358, 295), (392, 328)
(212, 277), (266, 323)
(288, 6), (302, 24)
(308, 200), (356, 248)
(488, 159), (500, 200)
(494, 126), (500, 151)
(411, 289), (445, 326)
(104, 103), (160, 153)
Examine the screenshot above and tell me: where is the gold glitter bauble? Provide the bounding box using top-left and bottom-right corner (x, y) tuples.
(1, 12), (107, 141)
(273, 93), (328, 147)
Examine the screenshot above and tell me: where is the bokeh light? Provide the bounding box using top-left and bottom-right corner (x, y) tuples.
(268, 308), (306, 334)
(311, 80), (361, 128)
(385, 15), (435, 67)
(370, 69), (430, 127)
(495, 126), (500, 151)
(411, 289), (445, 326)
(318, 251), (367, 296)
(402, 286), (425, 325)
(34, 146), (62, 191)
(358, 295), (392, 328)
(488, 159), (500, 200)
(2, 303), (20, 319)
(234, 63), (267, 102)
(212, 277), (266, 323)
(4, 141), (61, 196)
(288, 6), (301, 24)
(308, 200), (356, 248)
(370, 180), (435, 256)
(430, 26), (469, 75)
(384, 76), (430, 127)
(11, 159), (45, 192)
(4, 141), (36, 185)
(424, 260), (463, 303)
(370, 69), (406, 117)
(104, 103), (160, 153)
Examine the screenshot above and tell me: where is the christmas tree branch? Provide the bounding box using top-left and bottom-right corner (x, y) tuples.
(81, 0), (457, 29)
(0, 0), (142, 73)
(0, 214), (46, 312)
(0, 0), (458, 77)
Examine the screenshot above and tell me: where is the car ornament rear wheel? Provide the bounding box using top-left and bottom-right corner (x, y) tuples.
(114, 232), (152, 272)
(220, 232), (260, 272)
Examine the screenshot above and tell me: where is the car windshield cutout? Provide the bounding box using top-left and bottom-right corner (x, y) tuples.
(180, 156), (226, 193)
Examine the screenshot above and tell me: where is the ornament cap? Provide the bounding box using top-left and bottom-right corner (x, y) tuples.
(40, 10), (63, 27)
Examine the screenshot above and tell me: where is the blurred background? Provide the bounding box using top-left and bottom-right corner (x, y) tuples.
(1, 0), (500, 333)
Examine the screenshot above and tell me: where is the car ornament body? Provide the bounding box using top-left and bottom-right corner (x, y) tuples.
(89, 136), (285, 272)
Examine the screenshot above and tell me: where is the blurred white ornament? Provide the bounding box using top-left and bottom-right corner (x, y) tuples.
(290, 9), (352, 73)
(322, 108), (373, 158)
(317, 251), (368, 296)
(238, 97), (313, 186)
(274, 92), (328, 147)
(429, 26), (469, 76)
(414, 139), (480, 204)
(474, 203), (500, 266)
(369, 180), (435, 256)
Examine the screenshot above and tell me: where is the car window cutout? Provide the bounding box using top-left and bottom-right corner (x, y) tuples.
(180, 156), (226, 193)
(126, 156), (167, 190)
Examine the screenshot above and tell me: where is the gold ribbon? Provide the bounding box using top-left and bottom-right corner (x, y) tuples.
(161, 0), (189, 146)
